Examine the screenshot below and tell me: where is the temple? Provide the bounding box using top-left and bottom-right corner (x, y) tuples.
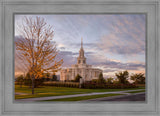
(60, 38), (102, 82)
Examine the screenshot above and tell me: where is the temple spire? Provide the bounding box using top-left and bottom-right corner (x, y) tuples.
(77, 37), (86, 65)
(81, 37), (83, 49)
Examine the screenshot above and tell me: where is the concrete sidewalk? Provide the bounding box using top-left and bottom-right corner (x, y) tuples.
(15, 89), (145, 102)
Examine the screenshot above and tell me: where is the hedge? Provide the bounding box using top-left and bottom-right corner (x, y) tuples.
(43, 81), (79, 88)
(81, 81), (137, 89)
(43, 81), (137, 89)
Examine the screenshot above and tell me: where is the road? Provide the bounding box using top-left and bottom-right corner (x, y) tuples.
(81, 92), (145, 101)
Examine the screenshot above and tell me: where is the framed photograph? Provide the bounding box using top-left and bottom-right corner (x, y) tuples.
(14, 14), (146, 102)
(0, 0), (159, 116)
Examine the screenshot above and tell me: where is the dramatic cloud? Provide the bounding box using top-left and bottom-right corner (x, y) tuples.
(15, 14), (146, 77)
(97, 15), (145, 55)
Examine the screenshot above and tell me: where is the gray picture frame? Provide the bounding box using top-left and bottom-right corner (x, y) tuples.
(0, 0), (159, 116)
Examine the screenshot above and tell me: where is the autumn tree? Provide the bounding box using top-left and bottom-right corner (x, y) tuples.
(130, 73), (145, 84)
(115, 70), (129, 84)
(15, 16), (63, 94)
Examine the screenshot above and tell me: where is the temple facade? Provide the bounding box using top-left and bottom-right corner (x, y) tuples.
(60, 38), (102, 82)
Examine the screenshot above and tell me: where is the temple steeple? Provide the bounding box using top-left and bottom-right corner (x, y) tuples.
(81, 37), (83, 49)
(79, 37), (84, 58)
(77, 37), (86, 65)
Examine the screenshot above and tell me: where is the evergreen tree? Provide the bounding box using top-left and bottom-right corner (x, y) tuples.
(52, 74), (57, 81)
(130, 73), (145, 84)
(115, 70), (129, 84)
(106, 77), (113, 84)
(98, 73), (106, 84)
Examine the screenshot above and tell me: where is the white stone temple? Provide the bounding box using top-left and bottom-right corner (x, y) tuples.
(60, 38), (102, 82)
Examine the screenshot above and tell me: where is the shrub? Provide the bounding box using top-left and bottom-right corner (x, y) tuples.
(74, 74), (82, 82)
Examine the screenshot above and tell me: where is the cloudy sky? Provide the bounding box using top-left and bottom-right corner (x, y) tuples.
(15, 14), (146, 78)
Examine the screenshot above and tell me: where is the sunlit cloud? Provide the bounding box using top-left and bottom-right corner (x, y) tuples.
(15, 14), (146, 78)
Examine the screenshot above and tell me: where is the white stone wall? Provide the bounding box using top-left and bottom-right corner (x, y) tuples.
(60, 67), (102, 81)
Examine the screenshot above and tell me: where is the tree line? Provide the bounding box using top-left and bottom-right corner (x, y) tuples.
(73, 70), (145, 85)
(16, 70), (145, 88)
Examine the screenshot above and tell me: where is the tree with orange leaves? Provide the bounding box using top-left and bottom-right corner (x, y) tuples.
(15, 16), (63, 94)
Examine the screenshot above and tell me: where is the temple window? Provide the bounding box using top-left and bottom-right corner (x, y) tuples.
(83, 60), (85, 63)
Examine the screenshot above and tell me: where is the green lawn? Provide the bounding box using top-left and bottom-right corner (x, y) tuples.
(15, 85), (145, 99)
(43, 94), (123, 101)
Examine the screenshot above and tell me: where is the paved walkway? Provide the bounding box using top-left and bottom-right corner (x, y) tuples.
(16, 89), (145, 102)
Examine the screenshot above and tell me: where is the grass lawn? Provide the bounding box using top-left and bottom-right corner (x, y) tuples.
(15, 85), (145, 99)
(43, 94), (123, 101)
(126, 90), (145, 94)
